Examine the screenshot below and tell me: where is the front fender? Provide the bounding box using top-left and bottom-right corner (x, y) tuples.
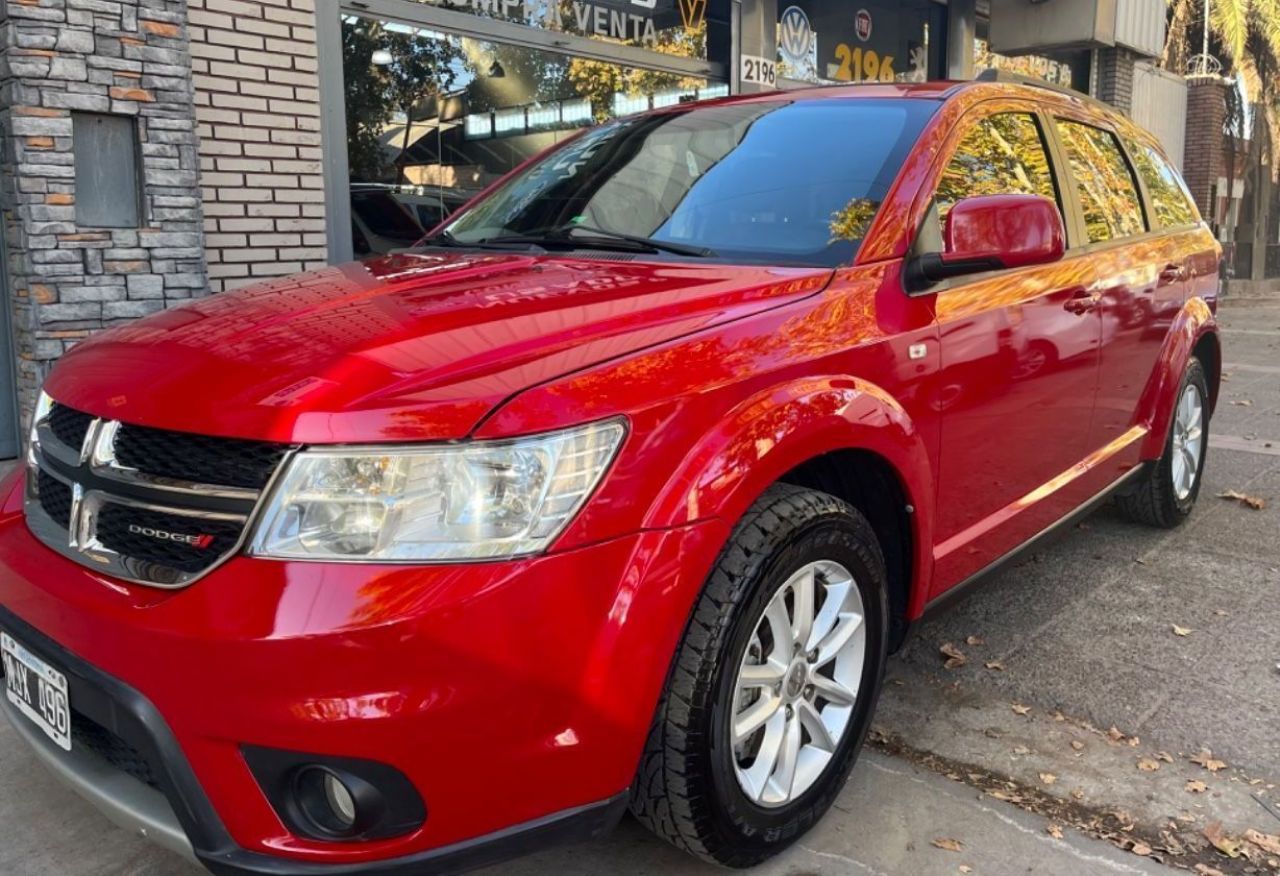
(643, 375), (936, 616)
(1139, 297), (1218, 460)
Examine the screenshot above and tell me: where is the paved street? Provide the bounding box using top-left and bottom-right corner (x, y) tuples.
(2, 297), (1278, 875)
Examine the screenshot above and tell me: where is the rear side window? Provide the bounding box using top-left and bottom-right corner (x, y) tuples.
(935, 112), (1058, 229)
(1054, 120), (1145, 242)
(1128, 142), (1199, 228)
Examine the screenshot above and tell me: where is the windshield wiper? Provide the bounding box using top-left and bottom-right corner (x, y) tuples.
(556, 224), (716, 258)
(420, 230), (545, 253)
(477, 225), (714, 258)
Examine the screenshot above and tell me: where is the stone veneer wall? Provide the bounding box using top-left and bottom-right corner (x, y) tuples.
(0, 0), (206, 424)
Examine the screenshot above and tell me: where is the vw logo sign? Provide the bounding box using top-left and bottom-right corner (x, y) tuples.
(779, 6), (813, 65)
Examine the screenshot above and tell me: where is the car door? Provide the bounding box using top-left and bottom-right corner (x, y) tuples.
(926, 105), (1103, 591)
(1046, 118), (1167, 464)
(1079, 132), (1207, 457)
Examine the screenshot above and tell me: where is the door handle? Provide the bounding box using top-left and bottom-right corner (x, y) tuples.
(1063, 288), (1099, 315)
(1158, 262), (1185, 285)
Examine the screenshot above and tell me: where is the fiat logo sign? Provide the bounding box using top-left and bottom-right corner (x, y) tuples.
(855, 8), (872, 42)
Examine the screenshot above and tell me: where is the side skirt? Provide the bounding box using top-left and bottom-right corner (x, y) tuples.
(907, 461), (1151, 631)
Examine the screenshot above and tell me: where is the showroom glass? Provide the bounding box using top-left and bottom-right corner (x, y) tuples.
(442, 99), (938, 267)
(342, 15), (725, 257)
(1054, 120), (1146, 243)
(935, 112), (1058, 229)
(1127, 141), (1198, 229)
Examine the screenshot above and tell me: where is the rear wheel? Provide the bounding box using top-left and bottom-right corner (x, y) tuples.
(1116, 357), (1209, 528)
(630, 484), (888, 867)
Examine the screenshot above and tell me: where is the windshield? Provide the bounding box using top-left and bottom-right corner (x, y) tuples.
(440, 99), (938, 267)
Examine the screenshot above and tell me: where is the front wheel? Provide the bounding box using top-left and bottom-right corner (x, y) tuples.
(1116, 357), (1209, 528)
(630, 484), (888, 867)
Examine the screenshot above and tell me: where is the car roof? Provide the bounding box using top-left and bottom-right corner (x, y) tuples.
(680, 77), (1158, 153)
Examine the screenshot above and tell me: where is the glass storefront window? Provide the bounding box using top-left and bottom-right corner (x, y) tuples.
(404, 0), (721, 62)
(342, 14), (721, 257)
(775, 0), (943, 86)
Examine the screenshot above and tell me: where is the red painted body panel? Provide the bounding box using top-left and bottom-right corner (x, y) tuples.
(0, 79), (1223, 870)
(43, 254), (830, 444)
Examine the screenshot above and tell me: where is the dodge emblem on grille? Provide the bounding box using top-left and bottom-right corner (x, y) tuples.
(127, 523), (215, 549)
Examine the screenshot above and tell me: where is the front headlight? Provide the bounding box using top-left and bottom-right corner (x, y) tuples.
(249, 419), (626, 562)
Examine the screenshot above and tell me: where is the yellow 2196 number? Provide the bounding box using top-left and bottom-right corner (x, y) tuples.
(833, 44), (895, 82)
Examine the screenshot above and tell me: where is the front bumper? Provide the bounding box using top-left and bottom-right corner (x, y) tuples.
(0, 471), (728, 873)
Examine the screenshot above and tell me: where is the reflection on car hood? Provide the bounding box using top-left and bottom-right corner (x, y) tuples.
(46, 251), (832, 443)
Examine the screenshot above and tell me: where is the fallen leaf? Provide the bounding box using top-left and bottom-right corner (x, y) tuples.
(1131, 842), (1153, 856)
(1244, 829), (1280, 856)
(1071, 740), (1085, 751)
(1071, 788), (1085, 800)
(1187, 780), (1209, 793)
(932, 837), (964, 852)
(1108, 726), (1127, 743)
(984, 660), (1006, 671)
(1204, 821), (1244, 857)
(1231, 399), (1254, 406)
(1192, 750), (1228, 772)
(1012, 703), (1031, 716)
(1047, 823), (1064, 839)
(1218, 489), (1267, 510)
(1039, 772), (1057, 785)
(1138, 758), (1161, 772)
(1172, 624), (1194, 637)
(1013, 744), (1031, 755)
(1156, 751), (1174, 762)
(959, 867), (973, 874)
(940, 642), (968, 670)
(965, 635), (985, 646)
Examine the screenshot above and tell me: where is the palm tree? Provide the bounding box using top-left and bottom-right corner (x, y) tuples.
(1163, 0), (1280, 278)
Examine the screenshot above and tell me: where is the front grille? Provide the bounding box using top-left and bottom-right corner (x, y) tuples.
(95, 504), (244, 574)
(25, 402), (293, 587)
(115, 423), (288, 490)
(36, 470), (73, 528)
(71, 711), (158, 789)
(48, 403), (93, 451)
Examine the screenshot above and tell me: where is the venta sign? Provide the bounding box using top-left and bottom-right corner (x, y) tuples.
(437, 0), (709, 48)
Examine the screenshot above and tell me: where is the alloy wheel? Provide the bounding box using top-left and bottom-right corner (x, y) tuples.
(1170, 382), (1204, 501)
(730, 559), (866, 808)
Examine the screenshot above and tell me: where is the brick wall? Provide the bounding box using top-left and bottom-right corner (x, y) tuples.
(1095, 47), (1136, 116)
(187, 0), (327, 292)
(1182, 77), (1228, 221)
(0, 0), (206, 423)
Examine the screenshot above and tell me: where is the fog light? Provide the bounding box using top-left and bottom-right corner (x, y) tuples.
(295, 766), (364, 836)
(323, 772), (356, 828)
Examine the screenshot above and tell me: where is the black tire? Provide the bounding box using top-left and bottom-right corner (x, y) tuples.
(630, 483), (889, 867)
(1116, 357), (1209, 528)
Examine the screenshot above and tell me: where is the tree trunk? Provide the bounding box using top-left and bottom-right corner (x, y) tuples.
(397, 108), (413, 188)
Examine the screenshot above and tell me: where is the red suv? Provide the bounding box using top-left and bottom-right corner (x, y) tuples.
(0, 78), (1220, 875)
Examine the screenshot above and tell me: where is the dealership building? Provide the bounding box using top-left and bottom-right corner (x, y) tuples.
(0, 0), (1176, 454)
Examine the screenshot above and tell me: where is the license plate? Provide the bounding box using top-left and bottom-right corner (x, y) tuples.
(2, 631), (71, 751)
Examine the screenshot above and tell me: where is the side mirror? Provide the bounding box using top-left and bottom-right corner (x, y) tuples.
(908, 194), (1065, 289)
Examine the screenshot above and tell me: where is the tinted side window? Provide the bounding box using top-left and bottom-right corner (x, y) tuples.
(1128, 142), (1199, 228)
(1054, 120), (1145, 242)
(935, 112), (1057, 229)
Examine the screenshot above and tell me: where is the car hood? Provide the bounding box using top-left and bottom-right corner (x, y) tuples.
(46, 251), (832, 444)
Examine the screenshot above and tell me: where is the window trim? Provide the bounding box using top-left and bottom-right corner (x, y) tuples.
(1045, 113), (1150, 251)
(1121, 136), (1202, 233)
